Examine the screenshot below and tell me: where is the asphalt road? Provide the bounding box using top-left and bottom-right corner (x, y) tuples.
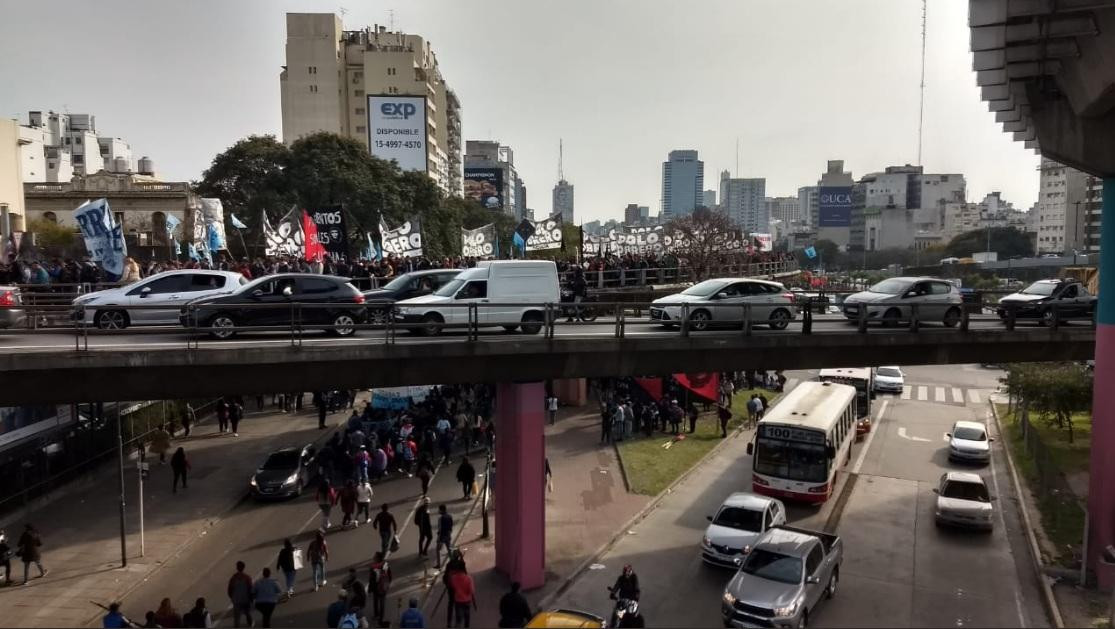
(555, 366), (1049, 628)
(0, 314), (1070, 353)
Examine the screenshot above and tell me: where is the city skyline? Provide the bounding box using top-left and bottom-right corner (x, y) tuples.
(1, 1), (1041, 224)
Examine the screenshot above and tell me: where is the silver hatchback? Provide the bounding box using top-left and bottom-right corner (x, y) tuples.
(73, 270), (247, 329)
(842, 277), (964, 327)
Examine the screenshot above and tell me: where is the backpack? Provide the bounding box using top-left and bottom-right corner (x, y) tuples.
(338, 612), (360, 629)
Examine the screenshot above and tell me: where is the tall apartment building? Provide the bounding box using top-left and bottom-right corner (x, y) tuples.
(718, 171), (767, 232)
(1035, 158), (1090, 254)
(702, 189), (717, 209)
(764, 196), (800, 226)
(464, 140), (522, 219)
(816, 160), (855, 249)
(797, 186), (818, 229)
(280, 13), (462, 194)
(941, 192), (1028, 241)
(849, 165), (965, 251)
(552, 179), (574, 223)
(624, 203), (642, 225)
(17, 111), (148, 184)
(1084, 175), (1103, 254)
(661, 150), (704, 218)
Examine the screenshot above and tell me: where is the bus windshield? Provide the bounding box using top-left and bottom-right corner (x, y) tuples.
(754, 437), (828, 483)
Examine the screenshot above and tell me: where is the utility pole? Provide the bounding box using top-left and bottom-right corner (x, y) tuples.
(115, 403), (127, 567)
(917, 0), (927, 166)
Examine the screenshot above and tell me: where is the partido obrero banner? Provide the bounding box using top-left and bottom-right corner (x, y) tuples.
(462, 223), (496, 257)
(526, 214), (563, 251)
(380, 217), (423, 258)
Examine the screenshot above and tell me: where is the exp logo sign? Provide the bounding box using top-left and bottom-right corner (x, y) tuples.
(380, 102), (417, 119)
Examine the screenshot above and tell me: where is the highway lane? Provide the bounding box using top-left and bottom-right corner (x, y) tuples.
(554, 366), (1048, 628)
(0, 314), (1076, 353)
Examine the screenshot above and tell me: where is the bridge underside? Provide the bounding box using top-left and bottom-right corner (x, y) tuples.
(0, 331), (1093, 405)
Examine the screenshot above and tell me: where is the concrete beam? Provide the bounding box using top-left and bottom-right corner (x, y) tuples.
(1029, 80), (1115, 176)
(0, 331), (1095, 405)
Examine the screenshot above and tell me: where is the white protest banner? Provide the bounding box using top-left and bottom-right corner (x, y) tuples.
(462, 224), (496, 257)
(73, 198), (127, 277)
(380, 218), (423, 258)
(525, 214), (563, 251)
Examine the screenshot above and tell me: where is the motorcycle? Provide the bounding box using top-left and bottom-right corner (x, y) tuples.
(607, 587), (639, 627)
(560, 288), (600, 322)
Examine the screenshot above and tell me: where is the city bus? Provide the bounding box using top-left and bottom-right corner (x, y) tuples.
(746, 381), (858, 504)
(818, 367), (874, 435)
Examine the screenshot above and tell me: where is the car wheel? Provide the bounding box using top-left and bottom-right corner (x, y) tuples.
(421, 313), (444, 337)
(826, 569), (838, 599)
(330, 313), (356, 337)
(883, 308), (901, 328)
(768, 308), (791, 330)
(1040, 308), (1056, 327)
(797, 612), (808, 629)
(208, 314), (238, 339)
(520, 312), (544, 335)
(942, 307), (961, 328)
(689, 309), (711, 331)
(95, 309), (130, 330)
(368, 308), (389, 325)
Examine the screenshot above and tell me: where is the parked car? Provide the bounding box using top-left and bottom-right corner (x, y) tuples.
(0, 286), (26, 329)
(650, 278), (797, 331)
(722, 526), (843, 628)
(180, 273), (366, 339)
(73, 270), (247, 330)
(996, 279), (1096, 325)
(933, 471), (995, 531)
(525, 610), (606, 628)
(394, 261), (558, 336)
(362, 269), (461, 324)
(873, 366), (904, 393)
(250, 444), (317, 499)
(701, 493), (787, 568)
(946, 420), (992, 464)
(842, 277), (964, 327)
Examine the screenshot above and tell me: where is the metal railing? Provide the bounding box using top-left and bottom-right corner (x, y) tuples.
(0, 297), (1095, 353)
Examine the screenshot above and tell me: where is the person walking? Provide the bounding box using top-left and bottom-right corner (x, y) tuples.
(316, 479), (338, 530)
(687, 403), (699, 434)
(372, 503), (397, 556)
(182, 597), (213, 628)
(229, 399), (244, 436)
(746, 395), (759, 429)
(227, 561), (254, 628)
(339, 480), (358, 528)
(448, 565), (477, 628)
(17, 524), (45, 584)
(415, 498), (433, 557)
(399, 598), (426, 628)
(154, 597), (183, 627)
(355, 480), (373, 524)
(415, 455), (434, 496)
(600, 404), (613, 444)
(325, 590), (348, 628)
(182, 404), (195, 438)
(276, 539), (298, 598)
(150, 424), (172, 464)
(308, 530), (329, 591)
(0, 530), (12, 585)
(368, 552), (392, 626)
(758, 392), (769, 420)
(316, 394), (328, 430)
(217, 398), (230, 433)
(546, 395), (558, 425)
(435, 504), (454, 569)
(354, 446), (370, 483)
(718, 403), (732, 438)
(498, 582), (533, 628)
(456, 458), (475, 499)
(170, 447), (190, 493)
(253, 567), (282, 628)
(545, 458), (553, 493)
(102, 602), (130, 628)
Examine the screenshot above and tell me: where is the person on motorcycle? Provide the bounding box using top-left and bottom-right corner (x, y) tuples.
(617, 600), (646, 628)
(565, 268), (588, 322)
(610, 564), (640, 601)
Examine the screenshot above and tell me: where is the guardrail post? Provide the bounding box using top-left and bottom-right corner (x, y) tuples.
(1006, 304), (1017, 331)
(1050, 305), (1060, 331)
(616, 305), (625, 338)
(857, 304), (868, 334)
(802, 299), (813, 335)
(743, 303), (752, 337)
(545, 303), (555, 339)
(960, 305), (970, 332)
(909, 304), (920, 333)
(468, 303), (478, 341)
(596, 271), (604, 290)
(639, 268), (647, 286)
(680, 303), (690, 337)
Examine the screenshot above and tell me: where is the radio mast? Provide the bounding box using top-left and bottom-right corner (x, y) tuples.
(558, 139), (564, 181)
(917, 0), (927, 167)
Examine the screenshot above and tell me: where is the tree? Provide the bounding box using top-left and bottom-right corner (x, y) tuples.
(1002, 362), (1092, 442)
(663, 208), (742, 280)
(194, 135), (294, 235)
(26, 219), (77, 258)
(947, 227), (1032, 259)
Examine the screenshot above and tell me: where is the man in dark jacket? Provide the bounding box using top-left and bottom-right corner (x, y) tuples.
(456, 458), (475, 499)
(498, 581), (533, 628)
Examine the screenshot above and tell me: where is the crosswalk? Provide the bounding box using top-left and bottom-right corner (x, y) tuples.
(898, 384), (985, 406)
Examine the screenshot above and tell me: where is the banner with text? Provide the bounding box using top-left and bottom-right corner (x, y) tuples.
(462, 223), (496, 257)
(818, 186), (853, 227)
(263, 210), (304, 257)
(380, 218), (424, 258)
(367, 95), (428, 173)
(73, 198), (127, 277)
(308, 205), (349, 258)
(526, 214), (563, 251)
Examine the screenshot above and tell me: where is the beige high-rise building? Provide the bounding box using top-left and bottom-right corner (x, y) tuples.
(280, 13), (462, 195)
(1, 118), (27, 258)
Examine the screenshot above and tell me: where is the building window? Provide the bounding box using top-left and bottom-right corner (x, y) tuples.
(43, 211), (57, 223)
(355, 89), (364, 96)
(355, 108), (365, 115)
(73, 155), (84, 164)
(308, 66), (317, 74)
(356, 126), (366, 133)
(309, 85), (318, 93)
(387, 67), (396, 75)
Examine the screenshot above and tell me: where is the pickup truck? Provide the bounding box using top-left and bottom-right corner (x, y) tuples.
(721, 526), (843, 629)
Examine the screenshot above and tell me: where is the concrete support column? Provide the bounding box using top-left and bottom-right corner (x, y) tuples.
(494, 381), (546, 589)
(553, 378), (587, 406)
(1088, 177), (1115, 588)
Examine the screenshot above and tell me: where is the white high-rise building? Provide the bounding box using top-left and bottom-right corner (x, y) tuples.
(1035, 158), (1090, 254)
(552, 179), (574, 223)
(17, 111), (146, 183)
(764, 196), (800, 226)
(719, 171), (767, 232)
(661, 150), (704, 218)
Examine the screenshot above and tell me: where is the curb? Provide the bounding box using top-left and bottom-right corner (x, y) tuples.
(612, 441), (633, 493)
(989, 399), (1065, 629)
(539, 396), (773, 610)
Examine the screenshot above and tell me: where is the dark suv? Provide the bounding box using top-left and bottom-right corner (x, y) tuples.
(181, 273), (366, 339)
(363, 269), (461, 323)
(997, 279), (1096, 324)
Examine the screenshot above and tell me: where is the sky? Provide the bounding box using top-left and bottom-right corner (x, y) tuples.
(0, 0), (1041, 224)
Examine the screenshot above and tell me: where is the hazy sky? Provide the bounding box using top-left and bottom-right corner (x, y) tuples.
(0, 0), (1040, 223)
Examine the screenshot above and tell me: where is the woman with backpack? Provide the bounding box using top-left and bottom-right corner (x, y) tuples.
(308, 531), (329, 592)
(316, 479), (338, 530)
(276, 539), (298, 598)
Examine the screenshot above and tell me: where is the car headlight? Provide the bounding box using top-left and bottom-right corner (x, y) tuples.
(741, 544), (752, 555)
(702, 536), (712, 548)
(283, 472), (299, 486)
(249, 476), (258, 487)
(722, 591), (736, 606)
(773, 601), (800, 618)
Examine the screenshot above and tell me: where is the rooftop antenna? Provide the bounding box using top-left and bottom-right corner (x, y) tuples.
(917, 0), (927, 167)
(558, 139), (564, 181)
(389, 9), (395, 31)
(735, 137), (740, 178)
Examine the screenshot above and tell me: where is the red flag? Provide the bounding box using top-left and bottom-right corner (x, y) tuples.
(634, 378), (663, 402)
(303, 210), (325, 261)
(674, 373), (719, 402)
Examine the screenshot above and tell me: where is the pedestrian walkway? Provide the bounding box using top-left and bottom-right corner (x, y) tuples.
(421, 405), (650, 627)
(897, 384), (989, 406)
(0, 400), (337, 628)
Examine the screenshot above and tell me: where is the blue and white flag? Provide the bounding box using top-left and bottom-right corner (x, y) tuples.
(804, 246), (817, 260)
(363, 232), (377, 260)
(73, 198), (127, 277)
(230, 213), (248, 230)
(200, 198), (227, 251)
(186, 240), (199, 261)
(165, 214), (181, 235)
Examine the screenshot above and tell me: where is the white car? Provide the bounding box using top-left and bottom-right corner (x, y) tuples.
(842, 277), (964, 327)
(701, 492), (786, 568)
(947, 420), (992, 464)
(649, 278), (797, 331)
(73, 270), (247, 330)
(934, 471), (995, 531)
(874, 366), (904, 393)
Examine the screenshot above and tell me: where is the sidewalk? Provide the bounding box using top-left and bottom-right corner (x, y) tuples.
(422, 406), (649, 627)
(0, 400), (336, 628)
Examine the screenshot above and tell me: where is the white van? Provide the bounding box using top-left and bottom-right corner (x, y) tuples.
(394, 260), (559, 335)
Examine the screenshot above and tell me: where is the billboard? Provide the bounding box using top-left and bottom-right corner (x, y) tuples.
(464, 168), (504, 210)
(367, 95), (428, 173)
(0, 404), (74, 452)
(818, 186), (853, 227)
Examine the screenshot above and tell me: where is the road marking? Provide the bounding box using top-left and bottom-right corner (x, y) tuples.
(897, 427), (931, 443)
(935, 387), (946, 402)
(852, 399), (888, 475)
(951, 387), (964, 403)
(985, 408), (1018, 629)
(901, 386), (912, 400)
(917, 386), (928, 401)
(968, 389), (982, 404)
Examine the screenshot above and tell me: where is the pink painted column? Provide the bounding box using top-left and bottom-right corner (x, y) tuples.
(554, 378), (587, 406)
(1088, 177), (1115, 588)
(494, 381), (546, 589)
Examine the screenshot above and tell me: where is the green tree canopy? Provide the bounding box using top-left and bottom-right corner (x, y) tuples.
(194, 135), (294, 234)
(946, 227), (1032, 259)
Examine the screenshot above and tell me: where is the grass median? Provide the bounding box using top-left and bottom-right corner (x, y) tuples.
(617, 389), (772, 496)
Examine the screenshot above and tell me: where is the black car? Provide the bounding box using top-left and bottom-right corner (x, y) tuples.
(250, 444), (317, 499)
(180, 273), (366, 339)
(996, 279), (1096, 324)
(362, 270), (461, 323)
